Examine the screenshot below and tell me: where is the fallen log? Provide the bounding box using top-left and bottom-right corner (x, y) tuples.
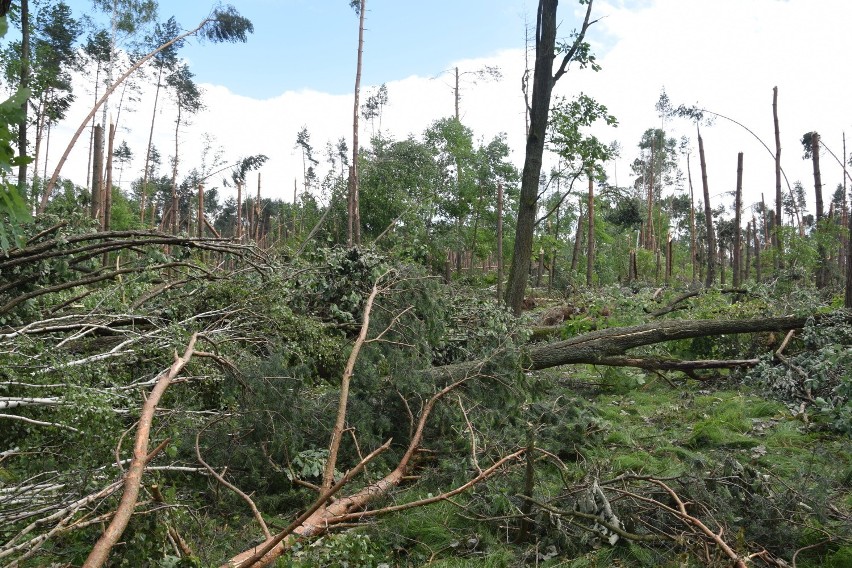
(430, 314), (818, 382)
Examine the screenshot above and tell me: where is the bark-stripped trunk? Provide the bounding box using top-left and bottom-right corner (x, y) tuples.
(687, 153), (697, 283)
(91, 125), (104, 223)
(733, 152), (743, 287)
(698, 126), (715, 287)
(496, 182), (503, 304)
(645, 144), (655, 250)
(104, 123), (115, 233)
(347, 0), (366, 246)
(753, 214), (762, 283)
(812, 132), (826, 289)
(772, 87), (783, 269)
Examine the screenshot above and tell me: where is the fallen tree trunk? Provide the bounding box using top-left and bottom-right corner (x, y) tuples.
(430, 314), (817, 382)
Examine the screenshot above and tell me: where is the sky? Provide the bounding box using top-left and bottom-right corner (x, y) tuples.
(28, 0), (852, 220)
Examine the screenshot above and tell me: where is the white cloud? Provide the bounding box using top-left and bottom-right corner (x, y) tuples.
(43, 0), (851, 220)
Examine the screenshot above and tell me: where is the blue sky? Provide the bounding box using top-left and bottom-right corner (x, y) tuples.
(67, 0), (548, 98)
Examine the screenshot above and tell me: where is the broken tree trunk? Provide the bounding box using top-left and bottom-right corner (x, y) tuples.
(429, 314), (822, 383)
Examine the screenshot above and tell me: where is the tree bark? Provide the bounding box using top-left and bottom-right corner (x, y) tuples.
(586, 173), (594, 287)
(698, 126), (716, 288)
(347, 0), (366, 246)
(505, 0), (595, 314)
(687, 154), (697, 283)
(17, 0), (29, 201)
(772, 87), (782, 266)
(91, 125), (104, 223)
(84, 334), (198, 568)
(733, 152), (743, 287)
(812, 132), (826, 289)
(496, 182), (503, 304)
(429, 314), (820, 383)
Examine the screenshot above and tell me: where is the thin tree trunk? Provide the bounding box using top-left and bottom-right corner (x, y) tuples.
(91, 125), (104, 223)
(733, 152), (743, 288)
(773, 86), (783, 269)
(687, 154), (697, 283)
(586, 174), (594, 287)
(812, 132), (826, 289)
(17, 0), (29, 201)
(753, 214), (762, 283)
(170, 105), (181, 236)
(645, 144), (655, 250)
(104, 123), (115, 233)
(140, 65), (165, 222)
(43, 16), (216, 206)
(236, 182), (243, 241)
(698, 126), (715, 287)
(745, 222), (752, 281)
(347, 0), (366, 246)
(197, 184), (204, 239)
(570, 199), (583, 273)
(496, 182), (503, 304)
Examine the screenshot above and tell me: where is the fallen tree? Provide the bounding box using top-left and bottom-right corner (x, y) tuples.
(430, 314), (818, 383)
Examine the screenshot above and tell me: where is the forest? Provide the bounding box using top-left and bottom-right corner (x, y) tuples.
(0, 0), (851, 566)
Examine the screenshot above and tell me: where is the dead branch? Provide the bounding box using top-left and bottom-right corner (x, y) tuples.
(83, 333), (199, 568)
(649, 479), (747, 568)
(321, 271), (388, 491)
(226, 440), (393, 568)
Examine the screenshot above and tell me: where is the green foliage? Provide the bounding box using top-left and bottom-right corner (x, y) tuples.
(283, 532), (385, 567)
(204, 5), (254, 43)
(0, 86), (31, 252)
(548, 93), (617, 179)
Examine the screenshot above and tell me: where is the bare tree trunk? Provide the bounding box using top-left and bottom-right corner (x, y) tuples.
(140, 66), (165, 222)
(170, 105), (181, 236)
(197, 184), (204, 239)
(733, 152), (743, 287)
(43, 16), (216, 207)
(505, 0), (595, 314)
(645, 144), (655, 250)
(586, 174), (594, 287)
(91, 125), (104, 223)
(698, 126), (716, 287)
(687, 154), (697, 283)
(347, 0), (366, 246)
(103, 123), (115, 233)
(17, 0), (29, 202)
(812, 132), (826, 289)
(753, 214), (762, 283)
(745, 222), (752, 282)
(570, 199), (583, 273)
(236, 182), (243, 241)
(773, 86), (782, 269)
(496, 182), (503, 304)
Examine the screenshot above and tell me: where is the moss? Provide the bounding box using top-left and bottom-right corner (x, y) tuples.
(686, 420), (760, 449)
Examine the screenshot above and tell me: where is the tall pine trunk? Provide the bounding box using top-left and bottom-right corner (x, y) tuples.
(812, 132), (825, 289)
(773, 86), (782, 269)
(733, 152), (743, 287)
(347, 0), (366, 246)
(586, 174), (594, 287)
(698, 126), (716, 288)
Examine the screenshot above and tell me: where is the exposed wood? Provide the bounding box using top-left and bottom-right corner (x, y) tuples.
(84, 334), (199, 568)
(733, 152), (743, 287)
